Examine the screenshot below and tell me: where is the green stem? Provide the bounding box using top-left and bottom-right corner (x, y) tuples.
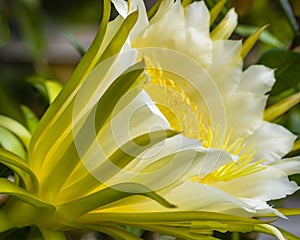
(40, 229), (67, 240)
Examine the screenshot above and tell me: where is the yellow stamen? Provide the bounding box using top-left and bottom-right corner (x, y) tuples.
(145, 58), (266, 183)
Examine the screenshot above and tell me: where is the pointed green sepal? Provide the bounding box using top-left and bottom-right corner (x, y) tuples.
(241, 25), (268, 59)
(210, 0), (227, 25)
(264, 92), (300, 121)
(0, 115), (31, 149)
(0, 149), (38, 191)
(0, 178), (54, 211)
(59, 182), (175, 220)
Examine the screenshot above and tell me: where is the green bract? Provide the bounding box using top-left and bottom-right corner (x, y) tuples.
(0, 1), (299, 240)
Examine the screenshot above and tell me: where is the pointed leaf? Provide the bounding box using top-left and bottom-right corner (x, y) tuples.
(0, 178), (54, 211)
(258, 49), (300, 95)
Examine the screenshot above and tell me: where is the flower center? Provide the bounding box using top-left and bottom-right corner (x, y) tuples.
(144, 60), (266, 183)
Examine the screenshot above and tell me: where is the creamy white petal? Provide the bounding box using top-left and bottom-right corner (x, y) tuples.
(211, 8), (238, 40)
(214, 167), (299, 202)
(208, 40), (242, 93)
(112, 0), (128, 18)
(165, 181), (257, 215)
(185, 1), (210, 30)
(132, 0), (212, 68)
(224, 92), (267, 138)
(243, 122), (296, 163)
(241, 198), (286, 218)
(270, 156), (300, 175)
(238, 65), (275, 94)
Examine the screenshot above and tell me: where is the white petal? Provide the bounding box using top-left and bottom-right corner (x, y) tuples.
(224, 92), (267, 138)
(211, 8), (238, 40)
(112, 0), (128, 18)
(270, 156), (300, 176)
(208, 40), (242, 94)
(185, 1), (210, 31)
(165, 181), (256, 216)
(214, 167), (299, 202)
(243, 122), (296, 163)
(132, 0), (212, 68)
(238, 65), (275, 94)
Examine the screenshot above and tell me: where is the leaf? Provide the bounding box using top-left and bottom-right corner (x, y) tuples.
(259, 49), (300, 95)
(12, 0), (45, 59)
(279, 0), (299, 33)
(58, 182), (175, 220)
(0, 178), (54, 211)
(0, 115), (31, 149)
(0, 11), (10, 47)
(264, 92), (300, 121)
(64, 32), (86, 57)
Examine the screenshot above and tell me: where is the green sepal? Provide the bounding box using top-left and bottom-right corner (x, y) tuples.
(264, 92), (300, 121)
(147, 0), (164, 19)
(241, 25), (267, 59)
(0, 127), (26, 159)
(98, 11), (138, 63)
(59, 182), (175, 220)
(30, 0), (111, 155)
(0, 116), (31, 149)
(209, 0), (227, 25)
(60, 129), (178, 201)
(0, 178), (54, 211)
(20, 105), (39, 134)
(0, 149), (38, 191)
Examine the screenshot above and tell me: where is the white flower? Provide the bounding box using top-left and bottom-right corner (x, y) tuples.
(107, 0), (300, 217)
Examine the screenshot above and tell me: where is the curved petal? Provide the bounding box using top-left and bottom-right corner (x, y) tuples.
(238, 65), (275, 94)
(224, 93), (267, 138)
(214, 166), (299, 202)
(270, 156), (300, 176)
(132, 0), (212, 68)
(243, 122), (296, 163)
(208, 40), (242, 94)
